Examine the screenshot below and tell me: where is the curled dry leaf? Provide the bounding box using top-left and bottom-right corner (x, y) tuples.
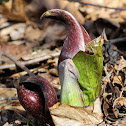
(112, 76), (123, 86)
(101, 57), (126, 123)
(115, 56), (126, 71)
(113, 97), (126, 118)
(102, 94), (117, 121)
(50, 104), (103, 126)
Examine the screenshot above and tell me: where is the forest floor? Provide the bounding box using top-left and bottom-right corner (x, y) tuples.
(0, 0), (126, 125)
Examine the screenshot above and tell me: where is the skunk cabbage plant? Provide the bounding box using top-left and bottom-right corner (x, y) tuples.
(17, 75), (57, 125)
(41, 9), (103, 106)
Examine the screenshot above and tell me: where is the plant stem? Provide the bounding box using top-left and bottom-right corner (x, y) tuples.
(26, 115), (30, 126)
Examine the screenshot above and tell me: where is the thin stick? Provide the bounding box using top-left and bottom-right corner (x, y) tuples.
(68, 0), (126, 11)
(109, 37), (126, 44)
(0, 51), (60, 70)
(0, 50), (35, 76)
(104, 64), (115, 97)
(0, 96), (18, 101)
(120, 86), (126, 97)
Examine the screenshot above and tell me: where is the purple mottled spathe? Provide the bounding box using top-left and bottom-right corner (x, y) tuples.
(42, 9), (91, 63)
(17, 76), (57, 124)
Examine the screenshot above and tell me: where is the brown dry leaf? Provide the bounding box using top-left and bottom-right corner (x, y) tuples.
(93, 97), (102, 116)
(0, 100), (24, 112)
(82, 0), (126, 8)
(0, 0), (45, 21)
(24, 25), (44, 45)
(120, 11), (126, 19)
(0, 23), (26, 39)
(24, 23), (66, 48)
(113, 97), (126, 119)
(49, 68), (59, 77)
(50, 104), (103, 126)
(57, 0), (85, 24)
(0, 41), (31, 57)
(112, 76), (123, 86)
(113, 97), (126, 108)
(0, 88), (24, 111)
(0, 23), (26, 42)
(3, 122), (13, 126)
(115, 116), (126, 126)
(101, 61), (126, 123)
(115, 57), (126, 71)
(0, 88), (17, 98)
(1, 0), (85, 23)
(79, 0), (125, 22)
(1, 0), (28, 21)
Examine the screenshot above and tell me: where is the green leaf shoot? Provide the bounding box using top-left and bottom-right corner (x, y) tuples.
(73, 36), (103, 106)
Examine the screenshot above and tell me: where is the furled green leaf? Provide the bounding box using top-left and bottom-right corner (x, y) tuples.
(73, 36), (103, 106)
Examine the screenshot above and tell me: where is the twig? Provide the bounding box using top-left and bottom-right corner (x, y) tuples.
(108, 37), (126, 57)
(0, 96), (18, 101)
(104, 64), (115, 98)
(68, 0), (126, 11)
(120, 86), (126, 97)
(107, 37), (126, 57)
(109, 37), (126, 44)
(0, 50), (35, 76)
(102, 67), (113, 82)
(0, 51), (60, 70)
